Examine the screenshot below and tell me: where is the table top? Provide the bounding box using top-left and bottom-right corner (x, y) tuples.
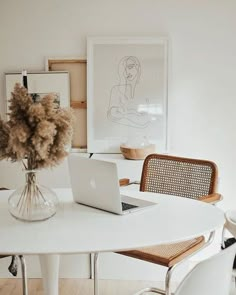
(0, 188), (224, 255)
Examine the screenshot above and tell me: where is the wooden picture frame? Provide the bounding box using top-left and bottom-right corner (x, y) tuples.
(87, 36), (168, 153)
(46, 58), (87, 152)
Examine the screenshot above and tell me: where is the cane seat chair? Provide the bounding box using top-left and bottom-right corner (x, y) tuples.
(0, 187), (28, 295)
(116, 154), (221, 295)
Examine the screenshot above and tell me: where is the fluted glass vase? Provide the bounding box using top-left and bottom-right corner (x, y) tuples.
(8, 170), (58, 222)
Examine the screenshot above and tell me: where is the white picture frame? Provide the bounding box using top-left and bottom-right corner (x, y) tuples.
(5, 71), (70, 115)
(87, 36), (168, 153)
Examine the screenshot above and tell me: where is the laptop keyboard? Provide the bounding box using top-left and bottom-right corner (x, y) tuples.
(121, 202), (138, 211)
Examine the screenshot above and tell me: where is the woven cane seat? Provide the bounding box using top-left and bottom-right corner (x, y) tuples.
(118, 236), (205, 267)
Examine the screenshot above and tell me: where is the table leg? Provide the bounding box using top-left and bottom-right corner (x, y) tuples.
(94, 253), (99, 295)
(39, 254), (60, 295)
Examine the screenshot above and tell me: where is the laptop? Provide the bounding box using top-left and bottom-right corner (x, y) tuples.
(68, 156), (156, 215)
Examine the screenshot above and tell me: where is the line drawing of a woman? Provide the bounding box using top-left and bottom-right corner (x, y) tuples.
(107, 56), (151, 128)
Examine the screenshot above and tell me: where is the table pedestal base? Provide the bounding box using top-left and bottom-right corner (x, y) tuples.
(39, 254), (60, 295)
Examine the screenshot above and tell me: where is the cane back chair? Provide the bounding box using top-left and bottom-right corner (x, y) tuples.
(117, 154), (221, 295)
(0, 188), (28, 295)
(93, 154), (221, 295)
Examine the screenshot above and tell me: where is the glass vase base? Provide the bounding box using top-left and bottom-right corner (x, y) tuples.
(8, 178), (58, 222)
(9, 211), (57, 222)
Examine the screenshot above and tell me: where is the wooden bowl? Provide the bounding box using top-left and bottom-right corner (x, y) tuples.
(120, 144), (156, 160)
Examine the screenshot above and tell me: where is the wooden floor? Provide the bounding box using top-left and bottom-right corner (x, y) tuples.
(0, 278), (235, 295)
(0, 279), (165, 295)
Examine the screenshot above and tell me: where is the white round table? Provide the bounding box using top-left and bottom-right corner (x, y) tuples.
(0, 188), (224, 295)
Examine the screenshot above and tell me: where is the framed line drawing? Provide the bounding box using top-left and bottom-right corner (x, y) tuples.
(5, 71), (70, 115)
(87, 36), (168, 153)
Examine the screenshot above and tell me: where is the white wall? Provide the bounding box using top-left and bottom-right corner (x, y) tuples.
(0, 0), (236, 280)
(1, 0), (236, 211)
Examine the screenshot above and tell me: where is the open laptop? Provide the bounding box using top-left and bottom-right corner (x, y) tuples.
(68, 156), (156, 215)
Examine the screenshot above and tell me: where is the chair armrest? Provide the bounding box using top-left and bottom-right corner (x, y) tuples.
(119, 178), (130, 186)
(119, 178), (141, 186)
(199, 193), (222, 204)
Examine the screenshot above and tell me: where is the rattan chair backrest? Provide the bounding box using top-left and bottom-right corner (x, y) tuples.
(140, 154), (218, 200)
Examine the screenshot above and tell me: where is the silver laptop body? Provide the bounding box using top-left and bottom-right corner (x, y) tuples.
(68, 156), (156, 215)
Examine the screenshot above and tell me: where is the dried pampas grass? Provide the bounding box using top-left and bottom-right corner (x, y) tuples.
(0, 83), (74, 170)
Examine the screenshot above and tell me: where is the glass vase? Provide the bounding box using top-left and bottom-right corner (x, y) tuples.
(8, 170), (58, 222)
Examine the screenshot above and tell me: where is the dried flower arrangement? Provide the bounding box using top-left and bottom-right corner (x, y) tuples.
(0, 83), (74, 221)
(0, 83), (74, 169)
